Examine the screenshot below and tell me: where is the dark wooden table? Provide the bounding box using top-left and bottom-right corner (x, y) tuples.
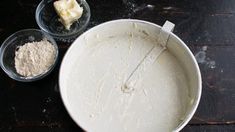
(0, 0), (235, 131)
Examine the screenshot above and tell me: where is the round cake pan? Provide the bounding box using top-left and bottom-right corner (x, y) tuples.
(59, 19), (202, 132)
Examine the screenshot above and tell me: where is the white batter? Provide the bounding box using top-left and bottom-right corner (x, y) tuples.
(64, 31), (190, 132)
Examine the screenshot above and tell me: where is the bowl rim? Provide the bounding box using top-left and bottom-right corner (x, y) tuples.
(59, 19), (202, 132)
(35, 0), (91, 39)
(0, 28), (59, 82)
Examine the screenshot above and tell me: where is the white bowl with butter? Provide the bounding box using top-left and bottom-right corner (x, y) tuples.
(59, 19), (202, 132)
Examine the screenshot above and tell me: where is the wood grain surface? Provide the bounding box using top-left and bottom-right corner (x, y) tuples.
(0, 0), (234, 131)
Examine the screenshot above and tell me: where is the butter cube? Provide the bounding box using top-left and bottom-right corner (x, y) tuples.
(54, 0), (83, 30)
